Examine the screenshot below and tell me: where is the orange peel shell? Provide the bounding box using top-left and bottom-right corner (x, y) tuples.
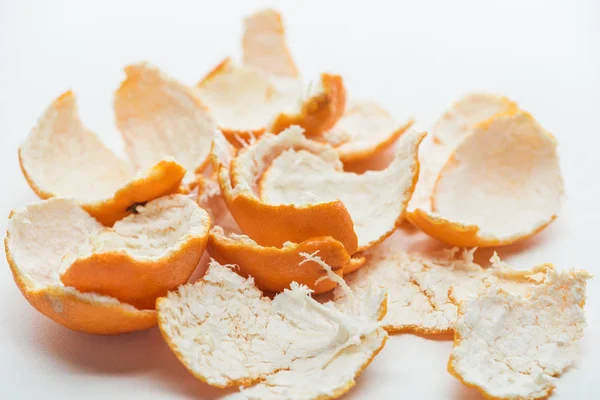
(207, 226), (348, 293)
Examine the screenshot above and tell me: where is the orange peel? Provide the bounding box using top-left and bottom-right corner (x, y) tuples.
(157, 260), (387, 398)
(448, 268), (591, 400)
(335, 245), (553, 334)
(212, 128), (359, 255)
(18, 90), (186, 226)
(323, 100), (414, 163)
(409, 110), (564, 247)
(242, 9), (298, 78)
(5, 198), (155, 334)
(207, 226), (348, 293)
(196, 59), (345, 143)
(115, 63), (216, 183)
(59, 195), (211, 310)
(258, 127), (425, 251)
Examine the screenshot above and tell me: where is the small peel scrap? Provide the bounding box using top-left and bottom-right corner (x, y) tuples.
(19, 90), (186, 226)
(207, 226), (348, 294)
(323, 100), (414, 163)
(60, 195), (211, 310)
(5, 198), (155, 334)
(242, 8), (299, 78)
(258, 128), (425, 251)
(448, 269), (591, 400)
(408, 109), (564, 247)
(115, 63), (216, 183)
(212, 128), (359, 255)
(197, 59), (345, 143)
(156, 260), (387, 399)
(334, 245), (551, 334)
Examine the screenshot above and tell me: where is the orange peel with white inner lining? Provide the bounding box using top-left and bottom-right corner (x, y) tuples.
(448, 268), (591, 400)
(257, 127), (425, 251)
(242, 8), (299, 78)
(114, 63), (217, 185)
(408, 110), (564, 247)
(323, 100), (414, 164)
(18, 91), (186, 226)
(196, 59), (345, 144)
(59, 195), (211, 310)
(156, 259), (387, 398)
(5, 198), (156, 334)
(212, 128), (359, 255)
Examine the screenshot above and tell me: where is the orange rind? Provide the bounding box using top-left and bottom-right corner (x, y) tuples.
(409, 110), (564, 247)
(335, 244), (552, 334)
(5, 198), (156, 334)
(156, 260), (387, 398)
(242, 9), (299, 78)
(323, 100), (414, 163)
(448, 268), (591, 400)
(18, 91), (186, 226)
(115, 63), (216, 183)
(257, 127), (425, 251)
(60, 195), (211, 310)
(196, 59), (345, 143)
(212, 128), (359, 255)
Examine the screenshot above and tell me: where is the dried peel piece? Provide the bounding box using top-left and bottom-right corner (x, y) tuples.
(242, 9), (298, 78)
(60, 195), (211, 310)
(212, 128), (358, 255)
(323, 100), (414, 163)
(18, 91), (186, 226)
(115, 63), (216, 183)
(448, 269), (591, 400)
(258, 128), (425, 251)
(5, 198), (155, 334)
(408, 93), (518, 212)
(335, 246), (551, 334)
(409, 111), (564, 247)
(197, 59), (345, 142)
(207, 226), (347, 293)
(344, 255), (367, 275)
(157, 260), (387, 399)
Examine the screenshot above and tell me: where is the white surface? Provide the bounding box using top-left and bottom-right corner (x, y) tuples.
(0, 0), (599, 399)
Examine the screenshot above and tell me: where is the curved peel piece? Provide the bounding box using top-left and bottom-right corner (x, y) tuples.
(18, 91), (186, 226)
(410, 111), (563, 247)
(157, 260), (387, 398)
(448, 269), (591, 400)
(115, 63), (216, 182)
(259, 129), (425, 251)
(197, 60), (345, 142)
(60, 195), (211, 310)
(207, 226), (348, 293)
(243, 8), (298, 78)
(212, 128), (358, 255)
(324, 100), (414, 163)
(5, 198), (155, 334)
(335, 245), (552, 334)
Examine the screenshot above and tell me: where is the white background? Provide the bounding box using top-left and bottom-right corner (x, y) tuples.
(1, 0), (599, 398)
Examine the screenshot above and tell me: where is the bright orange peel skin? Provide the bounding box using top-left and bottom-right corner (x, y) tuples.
(207, 227), (348, 293)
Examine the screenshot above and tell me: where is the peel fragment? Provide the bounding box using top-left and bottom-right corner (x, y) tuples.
(242, 9), (298, 78)
(448, 269), (591, 400)
(19, 91), (186, 226)
(258, 128), (425, 251)
(197, 59), (345, 143)
(157, 260), (387, 399)
(212, 128), (359, 255)
(334, 244), (551, 334)
(410, 110), (563, 247)
(60, 195), (211, 310)
(5, 198), (155, 334)
(207, 226), (348, 293)
(115, 63), (216, 183)
(323, 100), (414, 163)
